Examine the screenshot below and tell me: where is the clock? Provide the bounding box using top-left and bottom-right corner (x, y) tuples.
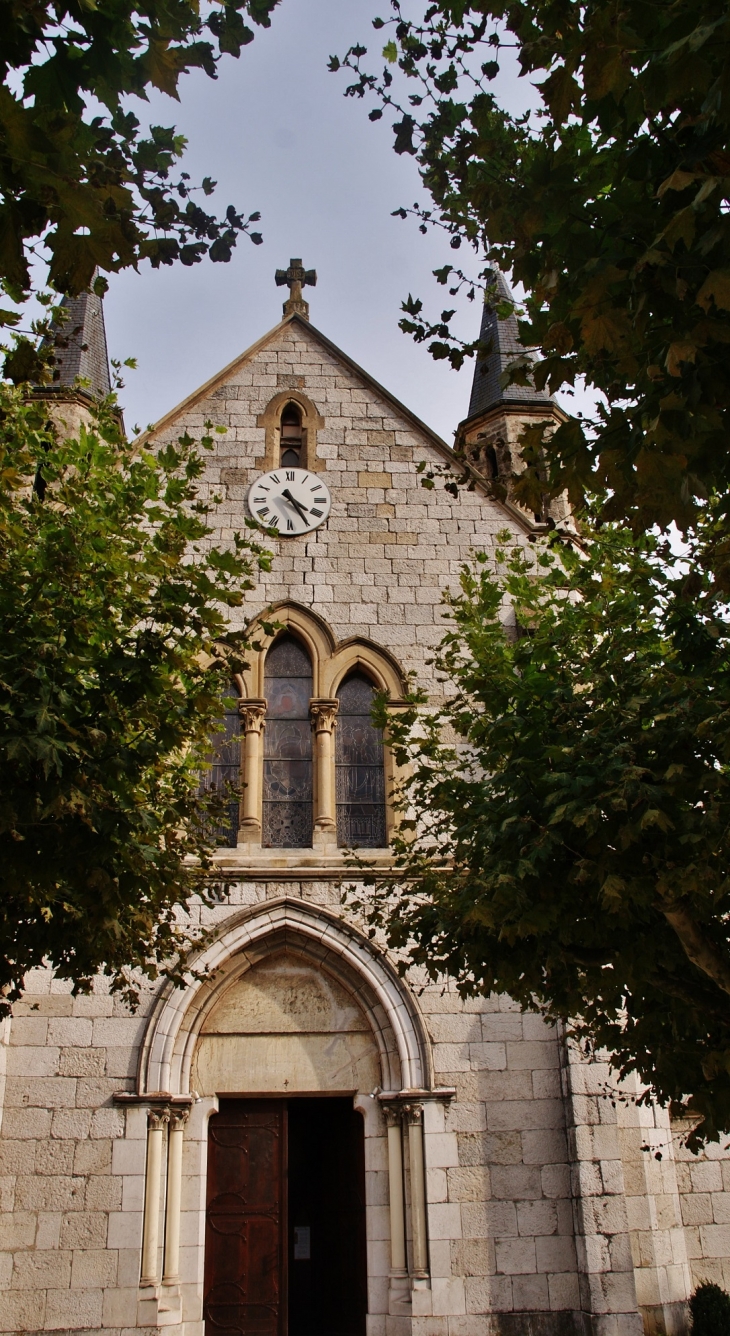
(247, 468), (332, 536)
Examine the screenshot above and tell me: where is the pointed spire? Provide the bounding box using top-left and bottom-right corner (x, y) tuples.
(44, 282), (111, 399)
(467, 269), (551, 420)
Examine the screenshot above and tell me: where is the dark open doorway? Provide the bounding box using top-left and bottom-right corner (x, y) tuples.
(204, 1097), (367, 1336)
(288, 1098), (367, 1336)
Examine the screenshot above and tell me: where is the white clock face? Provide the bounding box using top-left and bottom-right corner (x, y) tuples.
(248, 468), (332, 536)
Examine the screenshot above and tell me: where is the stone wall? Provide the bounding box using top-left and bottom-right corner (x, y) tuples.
(421, 988), (579, 1327)
(2, 897), (730, 1334)
(0, 884), (583, 1336)
(0, 965), (150, 1333)
(2, 313), (730, 1336)
(148, 315), (527, 687)
(672, 1120), (730, 1297)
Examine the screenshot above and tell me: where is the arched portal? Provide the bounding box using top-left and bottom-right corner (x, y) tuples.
(139, 898), (431, 1099)
(133, 901), (434, 1335)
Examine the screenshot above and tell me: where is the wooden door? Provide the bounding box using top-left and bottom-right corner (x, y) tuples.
(204, 1100), (287, 1336)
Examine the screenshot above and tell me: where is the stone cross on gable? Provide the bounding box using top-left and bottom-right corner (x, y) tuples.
(275, 258), (317, 320)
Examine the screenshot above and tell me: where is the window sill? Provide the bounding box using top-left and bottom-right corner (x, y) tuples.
(210, 845), (396, 879)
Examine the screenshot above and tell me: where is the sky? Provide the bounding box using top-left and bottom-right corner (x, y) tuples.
(103, 0), (547, 441)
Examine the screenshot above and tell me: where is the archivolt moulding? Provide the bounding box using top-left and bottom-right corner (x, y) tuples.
(137, 898), (432, 1099)
(242, 601), (407, 702)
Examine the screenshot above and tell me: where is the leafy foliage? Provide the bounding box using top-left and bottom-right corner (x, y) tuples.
(366, 519), (730, 1147)
(690, 1281), (730, 1335)
(335, 1), (730, 558)
(0, 0), (277, 317)
(336, 0), (730, 1147)
(0, 382), (271, 1006)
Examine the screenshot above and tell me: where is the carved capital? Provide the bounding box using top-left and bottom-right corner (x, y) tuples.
(381, 1103), (402, 1129)
(239, 698), (267, 733)
(168, 1107), (190, 1132)
(310, 698), (339, 733)
(147, 1108), (170, 1131)
(401, 1102), (424, 1127)
(310, 698), (339, 731)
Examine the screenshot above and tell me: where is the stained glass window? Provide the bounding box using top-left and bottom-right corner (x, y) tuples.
(336, 674), (387, 848)
(199, 687), (241, 848)
(263, 636), (313, 847)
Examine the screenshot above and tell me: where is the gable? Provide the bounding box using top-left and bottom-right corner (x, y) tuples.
(143, 314), (533, 534)
(142, 313), (533, 688)
(143, 314), (449, 463)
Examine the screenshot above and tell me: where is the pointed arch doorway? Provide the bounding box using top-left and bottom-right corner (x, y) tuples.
(137, 898), (432, 1336)
(204, 1095), (367, 1336)
(197, 947), (376, 1336)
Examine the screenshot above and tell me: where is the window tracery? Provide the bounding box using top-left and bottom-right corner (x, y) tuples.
(199, 687), (241, 848)
(336, 674), (386, 848)
(199, 608), (404, 854)
(262, 635), (313, 848)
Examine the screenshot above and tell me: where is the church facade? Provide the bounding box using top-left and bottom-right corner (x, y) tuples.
(1, 268), (728, 1336)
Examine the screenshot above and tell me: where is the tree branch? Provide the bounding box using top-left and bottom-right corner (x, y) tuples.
(660, 899), (730, 999)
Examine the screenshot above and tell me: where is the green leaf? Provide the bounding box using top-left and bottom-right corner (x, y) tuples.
(539, 65), (581, 122)
(600, 875), (627, 907)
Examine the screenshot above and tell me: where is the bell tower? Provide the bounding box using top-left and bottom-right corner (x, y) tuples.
(33, 280), (114, 439)
(456, 269), (570, 528)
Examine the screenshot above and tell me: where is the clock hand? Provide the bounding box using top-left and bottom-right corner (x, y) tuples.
(282, 488), (309, 523)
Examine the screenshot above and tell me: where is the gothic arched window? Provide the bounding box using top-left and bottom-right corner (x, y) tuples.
(279, 403), (303, 468)
(263, 636), (313, 847)
(336, 674), (386, 848)
(199, 687), (241, 847)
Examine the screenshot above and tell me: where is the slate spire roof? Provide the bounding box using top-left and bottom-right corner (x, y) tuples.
(44, 283), (111, 399)
(467, 269), (552, 419)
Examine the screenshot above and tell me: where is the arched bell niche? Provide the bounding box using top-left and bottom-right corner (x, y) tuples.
(191, 950), (380, 1095)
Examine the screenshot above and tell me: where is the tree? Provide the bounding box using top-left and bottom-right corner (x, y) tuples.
(0, 380), (271, 1005)
(367, 519), (730, 1146)
(0, 0), (278, 323)
(690, 1282), (730, 1336)
(334, 1), (730, 565)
